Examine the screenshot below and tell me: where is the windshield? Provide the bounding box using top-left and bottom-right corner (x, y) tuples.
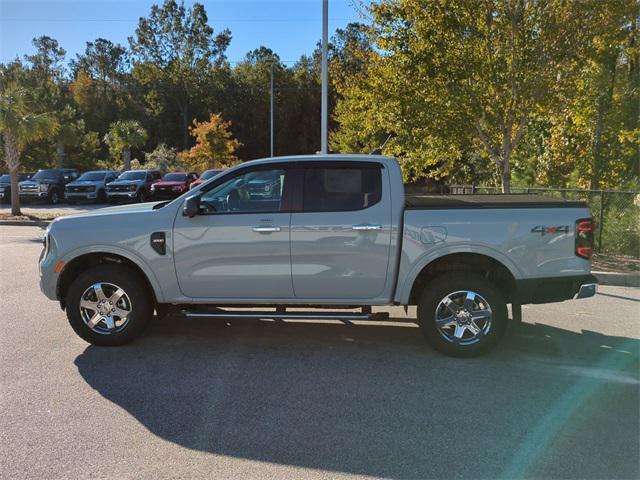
(32, 170), (60, 180)
(0, 175), (9, 183)
(77, 172), (106, 181)
(117, 171), (146, 181)
(162, 173), (187, 182)
(201, 169), (222, 180)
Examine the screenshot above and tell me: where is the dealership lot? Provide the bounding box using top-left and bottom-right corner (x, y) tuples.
(0, 225), (638, 479)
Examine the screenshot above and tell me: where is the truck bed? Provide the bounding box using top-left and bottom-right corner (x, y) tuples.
(405, 194), (586, 209)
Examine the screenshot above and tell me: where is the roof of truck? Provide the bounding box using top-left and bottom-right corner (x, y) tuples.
(243, 153), (397, 165)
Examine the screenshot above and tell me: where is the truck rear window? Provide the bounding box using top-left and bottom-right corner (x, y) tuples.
(303, 166), (382, 212)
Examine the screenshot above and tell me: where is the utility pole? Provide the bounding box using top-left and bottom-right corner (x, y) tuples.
(270, 62), (275, 157)
(320, 0), (328, 154)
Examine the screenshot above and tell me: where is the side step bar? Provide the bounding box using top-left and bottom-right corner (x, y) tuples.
(181, 309), (390, 322)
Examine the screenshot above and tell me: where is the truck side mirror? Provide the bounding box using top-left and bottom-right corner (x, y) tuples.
(183, 194), (201, 218)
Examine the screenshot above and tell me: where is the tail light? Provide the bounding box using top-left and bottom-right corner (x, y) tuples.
(575, 218), (594, 259)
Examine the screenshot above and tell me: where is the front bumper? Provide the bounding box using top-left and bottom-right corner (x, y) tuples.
(65, 192), (97, 200)
(20, 191), (48, 198)
(107, 191), (137, 198)
(515, 274), (598, 304)
(151, 191), (182, 200)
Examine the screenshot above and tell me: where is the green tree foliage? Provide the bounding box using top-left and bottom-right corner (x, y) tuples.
(332, 0), (637, 191)
(128, 0), (231, 149)
(0, 83), (59, 214)
(144, 143), (181, 172)
(104, 120), (148, 170)
(0, 0), (636, 196)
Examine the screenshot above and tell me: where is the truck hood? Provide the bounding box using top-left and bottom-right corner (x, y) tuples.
(20, 179), (56, 186)
(153, 181), (185, 187)
(107, 180), (141, 187)
(66, 180), (102, 187)
(53, 201), (164, 222)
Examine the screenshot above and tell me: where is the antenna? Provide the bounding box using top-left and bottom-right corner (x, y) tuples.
(371, 134), (393, 155)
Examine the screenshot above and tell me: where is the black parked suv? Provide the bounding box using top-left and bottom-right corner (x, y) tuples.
(105, 169), (162, 203)
(0, 173), (32, 203)
(19, 168), (79, 204)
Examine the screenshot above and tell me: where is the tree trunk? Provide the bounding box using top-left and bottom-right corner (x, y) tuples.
(3, 131), (22, 216)
(590, 56), (617, 190)
(123, 148), (131, 171)
(501, 159), (511, 193)
(181, 104), (190, 150)
(56, 140), (65, 168)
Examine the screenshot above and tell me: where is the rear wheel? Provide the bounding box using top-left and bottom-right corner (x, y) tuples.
(417, 273), (507, 357)
(66, 265), (153, 346)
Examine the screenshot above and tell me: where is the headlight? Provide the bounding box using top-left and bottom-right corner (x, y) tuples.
(130, 185), (137, 191)
(39, 184), (49, 192)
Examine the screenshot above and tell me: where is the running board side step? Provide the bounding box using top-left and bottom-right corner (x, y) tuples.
(181, 309), (390, 322)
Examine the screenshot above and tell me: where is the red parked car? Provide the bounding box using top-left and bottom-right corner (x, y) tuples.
(189, 168), (224, 189)
(150, 172), (198, 200)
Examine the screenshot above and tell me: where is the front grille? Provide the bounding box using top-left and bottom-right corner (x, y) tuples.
(108, 185), (133, 192)
(20, 185), (39, 192)
(67, 186), (94, 193)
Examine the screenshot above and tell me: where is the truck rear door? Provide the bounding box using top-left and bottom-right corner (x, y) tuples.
(290, 161), (393, 299)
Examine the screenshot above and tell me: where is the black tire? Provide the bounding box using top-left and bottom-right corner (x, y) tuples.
(48, 189), (61, 205)
(417, 272), (507, 357)
(66, 199), (76, 205)
(136, 189), (145, 203)
(66, 264), (153, 346)
(97, 189), (107, 203)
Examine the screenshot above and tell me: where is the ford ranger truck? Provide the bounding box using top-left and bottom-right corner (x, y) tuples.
(39, 155), (597, 357)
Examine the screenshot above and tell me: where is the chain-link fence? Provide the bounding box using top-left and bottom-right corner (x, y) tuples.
(447, 185), (640, 258)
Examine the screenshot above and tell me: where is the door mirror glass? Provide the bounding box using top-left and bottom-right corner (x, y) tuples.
(183, 194), (201, 217)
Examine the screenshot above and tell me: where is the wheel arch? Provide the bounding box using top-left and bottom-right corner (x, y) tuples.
(57, 249), (163, 309)
(401, 251), (518, 305)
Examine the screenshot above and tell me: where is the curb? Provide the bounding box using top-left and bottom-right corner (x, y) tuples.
(593, 271), (640, 288)
(0, 220), (50, 227)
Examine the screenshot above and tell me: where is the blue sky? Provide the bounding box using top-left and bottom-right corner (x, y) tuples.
(1, 0), (369, 66)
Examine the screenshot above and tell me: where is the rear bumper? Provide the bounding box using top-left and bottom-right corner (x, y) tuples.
(515, 274), (597, 304)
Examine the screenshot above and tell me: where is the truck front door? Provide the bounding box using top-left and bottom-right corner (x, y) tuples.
(173, 165), (294, 299)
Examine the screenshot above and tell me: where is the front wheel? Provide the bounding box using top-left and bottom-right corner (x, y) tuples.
(417, 273), (507, 357)
(136, 189), (146, 203)
(48, 189), (61, 205)
(65, 265), (153, 346)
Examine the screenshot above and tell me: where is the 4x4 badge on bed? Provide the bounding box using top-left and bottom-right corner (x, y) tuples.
(531, 225), (569, 236)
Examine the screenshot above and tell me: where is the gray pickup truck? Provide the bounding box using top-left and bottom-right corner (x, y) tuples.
(39, 154), (596, 356)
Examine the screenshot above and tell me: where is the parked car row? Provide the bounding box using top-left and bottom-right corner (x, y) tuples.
(0, 168), (226, 205)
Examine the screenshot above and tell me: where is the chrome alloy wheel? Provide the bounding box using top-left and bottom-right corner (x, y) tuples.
(435, 290), (493, 345)
(79, 282), (132, 335)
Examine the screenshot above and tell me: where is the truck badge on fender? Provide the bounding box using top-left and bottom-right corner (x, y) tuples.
(531, 225), (569, 236)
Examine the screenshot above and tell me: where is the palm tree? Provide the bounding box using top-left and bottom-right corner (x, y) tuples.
(0, 83), (59, 215)
(104, 120), (148, 171)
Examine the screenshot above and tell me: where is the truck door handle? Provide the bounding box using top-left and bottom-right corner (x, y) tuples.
(352, 224), (382, 231)
(252, 226), (281, 233)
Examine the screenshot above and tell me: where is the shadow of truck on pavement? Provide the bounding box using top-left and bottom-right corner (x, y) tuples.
(75, 317), (639, 479)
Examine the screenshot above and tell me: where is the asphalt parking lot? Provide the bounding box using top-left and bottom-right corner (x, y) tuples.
(1, 224), (638, 479)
